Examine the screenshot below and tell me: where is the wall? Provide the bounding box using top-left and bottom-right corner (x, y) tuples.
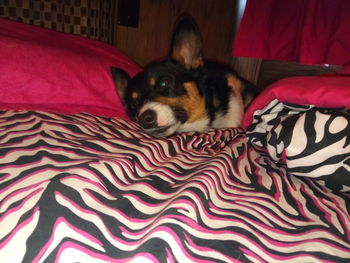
(114, 0), (237, 66)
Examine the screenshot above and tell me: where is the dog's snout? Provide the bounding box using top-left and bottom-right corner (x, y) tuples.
(139, 110), (157, 129)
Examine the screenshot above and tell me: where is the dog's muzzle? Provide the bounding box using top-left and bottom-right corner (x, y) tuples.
(137, 102), (181, 137)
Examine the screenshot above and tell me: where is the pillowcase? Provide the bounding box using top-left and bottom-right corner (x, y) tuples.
(0, 18), (141, 118)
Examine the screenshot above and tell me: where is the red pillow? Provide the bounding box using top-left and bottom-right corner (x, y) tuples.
(0, 18), (141, 118)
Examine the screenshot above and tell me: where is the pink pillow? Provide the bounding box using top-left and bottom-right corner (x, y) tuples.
(243, 75), (350, 129)
(0, 18), (141, 118)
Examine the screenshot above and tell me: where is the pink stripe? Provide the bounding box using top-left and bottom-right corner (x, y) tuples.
(0, 187), (43, 225)
(172, 198), (197, 211)
(48, 195), (236, 262)
(123, 182), (172, 198)
(183, 170), (285, 210)
(235, 198), (310, 226)
(121, 214), (342, 261)
(1, 116), (38, 131)
(240, 247), (272, 262)
(252, 148), (279, 190)
(299, 184), (334, 221)
(0, 112), (32, 122)
(46, 124), (107, 138)
(197, 194), (290, 235)
(271, 172), (283, 201)
(0, 166), (102, 198)
(120, 213), (233, 238)
(0, 155), (55, 170)
(58, 180), (157, 225)
(55, 241), (159, 263)
(0, 173), (11, 182)
(306, 188), (350, 241)
(2, 145), (84, 165)
(194, 164), (243, 192)
(123, 193), (168, 209)
(184, 234), (240, 263)
(121, 225), (209, 262)
(59, 175), (112, 198)
(327, 196), (350, 239)
(283, 173), (298, 193)
(103, 162), (133, 185)
(237, 202), (350, 249)
(139, 141), (168, 160)
(209, 202), (294, 231)
(0, 182), (44, 210)
(33, 217), (103, 263)
(0, 206), (39, 249)
(189, 136), (202, 149)
(165, 247), (176, 263)
(54, 192), (138, 247)
(133, 154), (159, 170)
(241, 246), (340, 262)
(293, 193), (310, 219)
(133, 162), (181, 180)
(54, 191), (107, 222)
(212, 131), (221, 142)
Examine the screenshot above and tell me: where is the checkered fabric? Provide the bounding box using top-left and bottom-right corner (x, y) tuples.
(0, 0), (115, 44)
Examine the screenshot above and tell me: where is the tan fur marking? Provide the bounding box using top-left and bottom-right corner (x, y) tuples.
(172, 47), (186, 67)
(226, 74), (242, 97)
(149, 77), (156, 87)
(190, 57), (204, 69)
(115, 78), (128, 100)
(172, 34), (203, 70)
(153, 82), (206, 123)
(131, 91), (139, 100)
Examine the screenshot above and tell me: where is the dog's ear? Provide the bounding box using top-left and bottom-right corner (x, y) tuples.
(169, 16), (203, 70)
(110, 67), (130, 104)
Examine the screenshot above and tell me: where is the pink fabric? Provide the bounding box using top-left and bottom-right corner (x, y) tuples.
(242, 75), (350, 129)
(0, 18), (141, 118)
(233, 0), (350, 66)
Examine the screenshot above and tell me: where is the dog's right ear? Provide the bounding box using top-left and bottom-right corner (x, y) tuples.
(110, 67), (130, 104)
(169, 16), (203, 70)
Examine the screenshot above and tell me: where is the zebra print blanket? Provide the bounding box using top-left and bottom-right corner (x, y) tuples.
(0, 110), (349, 263)
(244, 75), (350, 193)
(247, 99), (350, 192)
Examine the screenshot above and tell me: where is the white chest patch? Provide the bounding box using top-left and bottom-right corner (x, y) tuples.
(177, 118), (210, 133)
(211, 94), (243, 129)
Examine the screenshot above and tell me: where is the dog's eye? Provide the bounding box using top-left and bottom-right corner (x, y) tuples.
(160, 79), (169, 87)
(158, 76), (173, 89)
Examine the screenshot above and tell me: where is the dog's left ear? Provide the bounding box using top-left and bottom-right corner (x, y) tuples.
(169, 16), (203, 70)
(110, 67), (130, 104)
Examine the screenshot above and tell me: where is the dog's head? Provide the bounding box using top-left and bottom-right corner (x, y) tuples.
(112, 17), (209, 137)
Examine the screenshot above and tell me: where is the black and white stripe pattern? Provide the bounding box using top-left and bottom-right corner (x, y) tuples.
(247, 99), (350, 192)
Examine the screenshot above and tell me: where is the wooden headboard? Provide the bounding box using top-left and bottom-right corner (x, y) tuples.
(257, 60), (342, 88)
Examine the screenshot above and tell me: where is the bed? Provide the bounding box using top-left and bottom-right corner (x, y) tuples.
(0, 18), (349, 263)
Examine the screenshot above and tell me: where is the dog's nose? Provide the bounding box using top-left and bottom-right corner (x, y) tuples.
(139, 110), (157, 129)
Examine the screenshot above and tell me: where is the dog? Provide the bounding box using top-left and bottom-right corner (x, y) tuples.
(111, 16), (257, 137)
